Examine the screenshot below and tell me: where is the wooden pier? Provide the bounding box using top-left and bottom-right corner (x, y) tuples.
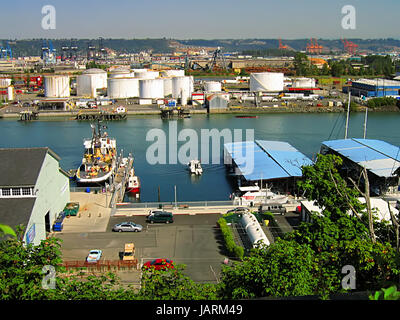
(19, 110), (39, 121)
(160, 107), (191, 119)
(109, 152), (134, 207)
(76, 111), (127, 121)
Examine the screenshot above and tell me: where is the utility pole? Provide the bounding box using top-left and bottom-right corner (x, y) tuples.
(363, 107), (368, 139)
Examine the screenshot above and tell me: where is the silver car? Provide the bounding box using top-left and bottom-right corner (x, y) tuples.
(112, 222), (143, 232)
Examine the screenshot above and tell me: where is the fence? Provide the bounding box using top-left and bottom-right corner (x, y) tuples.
(60, 259), (139, 272)
(115, 200), (235, 209)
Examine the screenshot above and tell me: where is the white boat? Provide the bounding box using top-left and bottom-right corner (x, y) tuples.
(233, 186), (288, 206)
(75, 122), (117, 184)
(188, 160), (203, 175)
(126, 168), (141, 194)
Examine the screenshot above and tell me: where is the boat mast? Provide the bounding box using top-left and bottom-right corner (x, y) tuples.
(344, 90), (351, 139)
(363, 107), (368, 139)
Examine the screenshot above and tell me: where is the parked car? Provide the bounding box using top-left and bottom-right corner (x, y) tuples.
(86, 249), (102, 263)
(226, 207), (250, 215)
(142, 258), (174, 271)
(113, 222), (143, 232)
(146, 210), (174, 224)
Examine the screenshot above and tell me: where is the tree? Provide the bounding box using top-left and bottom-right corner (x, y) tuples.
(218, 240), (318, 299)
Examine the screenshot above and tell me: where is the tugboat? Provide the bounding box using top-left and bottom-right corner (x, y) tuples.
(188, 159), (203, 175)
(126, 168), (141, 194)
(75, 121), (117, 184)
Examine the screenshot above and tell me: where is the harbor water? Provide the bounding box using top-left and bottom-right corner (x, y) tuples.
(1, 112), (399, 202)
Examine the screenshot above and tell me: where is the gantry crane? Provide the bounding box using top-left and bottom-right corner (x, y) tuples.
(278, 38), (288, 50)
(341, 38), (358, 55)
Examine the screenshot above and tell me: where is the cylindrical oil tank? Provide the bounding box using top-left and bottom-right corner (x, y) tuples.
(240, 213), (270, 247)
(135, 70), (159, 79)
(292, 77), (316, 88)
(0, 78), (12, 88)
(161, 69), (185, 78)
(107, 78), (139, 99)
(7, 86), (14, 101)
(172, 76), (193, 104)
(139, 78), (164, 99)
(108, 70), (132, 79)
(250, 72), (284, 92)
(44, 75), (70, 98)
(163, 78), (173, 96)
(77, 69), (107, 97)
(204, 81), (222, 92)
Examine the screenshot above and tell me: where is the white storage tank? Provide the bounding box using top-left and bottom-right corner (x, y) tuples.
(250, 72), (284, 92)
(135, 70), (159, 79)
(77, 68), (107, 97)
(292, 77), (316, 88)
(7, 86), (14, 101)
(161, 69), (185, 78)
(163, 77), (173, 96)
(107, 78), (139, 99)
(109, 69), (132, 79)
(204, 81), (222, 93)
(240, 213), (270, 248)
(0, 78), (12, 88)
(44, 75), (70, 98)
(172, 76), (193, 105)
(139, 78), (164, 99)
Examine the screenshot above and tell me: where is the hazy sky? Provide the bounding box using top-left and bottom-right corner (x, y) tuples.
(0, 0), (399, 39)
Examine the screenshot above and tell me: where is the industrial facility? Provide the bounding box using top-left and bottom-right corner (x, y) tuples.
(345, 78), (400, 98)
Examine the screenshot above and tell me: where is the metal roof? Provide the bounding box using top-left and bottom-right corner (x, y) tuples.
(224, 140), (312, 181)
(322, 138), (400, 178)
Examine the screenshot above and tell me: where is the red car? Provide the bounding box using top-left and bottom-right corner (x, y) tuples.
(143, 259), (174, 270)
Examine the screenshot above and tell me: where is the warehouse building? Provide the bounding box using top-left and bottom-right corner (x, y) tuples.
(320, 138), (400, 196)
(0, 148), (70, 245)
(344, 78), (400, 98)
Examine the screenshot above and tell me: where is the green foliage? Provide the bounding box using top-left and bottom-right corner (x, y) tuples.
(218, 218), (244, 260)
(367, 97), (397, 108)
(139, 265), (217, 300)
(370, 285), (400, 300)
(218, 239), (318, 299)
(0, 224), (16, 238)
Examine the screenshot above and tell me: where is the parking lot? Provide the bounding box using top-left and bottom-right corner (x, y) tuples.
(57, 213), (228, 284)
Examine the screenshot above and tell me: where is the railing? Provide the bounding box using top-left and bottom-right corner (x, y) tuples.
(70, 186), (104, 193)
(115, 200), (235, 209)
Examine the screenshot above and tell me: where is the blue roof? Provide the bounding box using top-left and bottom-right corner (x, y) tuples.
(321, 138), (400, 178)
(256, 140), (313, 177)
(224, 140), (312, 181)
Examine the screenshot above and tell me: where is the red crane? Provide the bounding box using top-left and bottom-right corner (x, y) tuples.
(306, 38), (316, 54)
(313, 39), (323, 54)
(341, 38), (358, 55)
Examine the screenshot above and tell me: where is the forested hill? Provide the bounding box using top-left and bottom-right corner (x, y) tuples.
(1, 38), (399, 57)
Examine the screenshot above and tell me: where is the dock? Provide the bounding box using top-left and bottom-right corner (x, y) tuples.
(109, 151), (134, 207)
(160, 107), (191, 119)
(19, 110), (39, 121)
(75, 111), (127, 121)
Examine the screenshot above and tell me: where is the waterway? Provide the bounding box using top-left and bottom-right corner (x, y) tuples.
(1, 112), (399, 202)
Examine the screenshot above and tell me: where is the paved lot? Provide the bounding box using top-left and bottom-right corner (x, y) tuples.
(56, 213), (227, 284)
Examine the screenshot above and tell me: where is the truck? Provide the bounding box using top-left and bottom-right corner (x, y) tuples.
(122, 243), (135, 261)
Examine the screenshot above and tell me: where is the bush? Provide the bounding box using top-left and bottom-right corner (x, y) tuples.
(218, 218), (244, 260)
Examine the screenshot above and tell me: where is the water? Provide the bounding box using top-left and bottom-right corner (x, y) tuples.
(1, 112), (399, 202)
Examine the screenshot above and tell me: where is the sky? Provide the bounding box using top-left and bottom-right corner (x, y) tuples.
(0, 0), (399, 40)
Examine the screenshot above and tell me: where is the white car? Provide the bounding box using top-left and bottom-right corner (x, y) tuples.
(86, 249), (102, 263)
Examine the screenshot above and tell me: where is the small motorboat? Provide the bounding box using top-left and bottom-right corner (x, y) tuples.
(188, 160), (203, 175)
(235, 115), (258, 119)
(126, 168), (141, 194)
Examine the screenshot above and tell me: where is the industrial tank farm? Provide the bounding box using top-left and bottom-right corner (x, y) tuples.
(139, 78), (164, 99)
(44, 75), (70, 98)
(107, 77), (139, 99)
(76, 68), (107, 97)
(250, 72), (284, 92)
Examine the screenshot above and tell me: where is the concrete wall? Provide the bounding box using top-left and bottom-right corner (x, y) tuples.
(25, 153), (70, 245)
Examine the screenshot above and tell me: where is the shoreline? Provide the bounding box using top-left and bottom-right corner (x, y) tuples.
(0, 105), (398, 119)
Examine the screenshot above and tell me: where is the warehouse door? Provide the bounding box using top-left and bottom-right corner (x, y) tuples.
(45, 211), (51, 233)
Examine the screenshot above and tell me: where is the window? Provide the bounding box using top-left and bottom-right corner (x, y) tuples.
(22, 187), (32, 196)
(2, 188), (11, 196)
(12, 188), (21, 196)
